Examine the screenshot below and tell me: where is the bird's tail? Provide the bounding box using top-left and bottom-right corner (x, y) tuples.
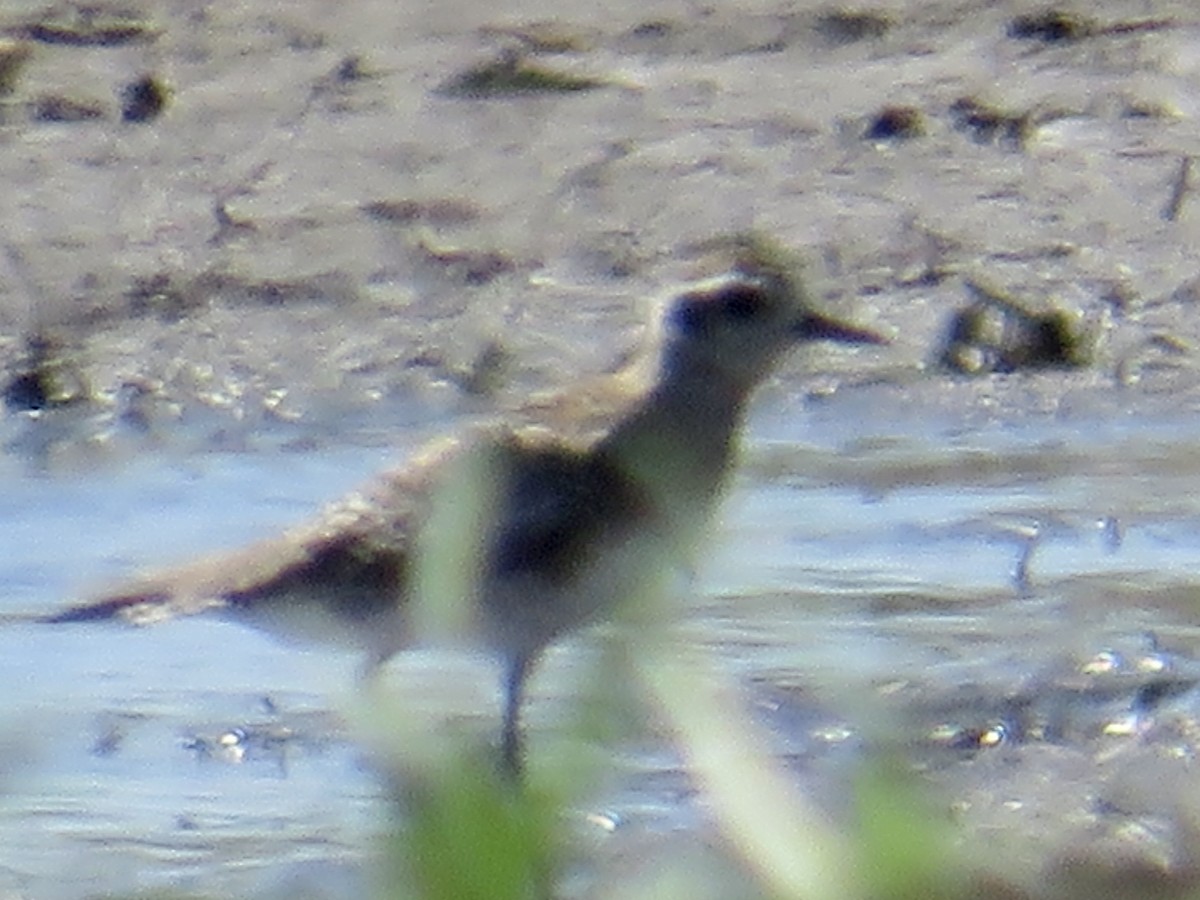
(41, 590), (176, 625)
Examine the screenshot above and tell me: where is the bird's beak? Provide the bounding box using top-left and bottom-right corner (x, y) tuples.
(794, 310), (887, 345)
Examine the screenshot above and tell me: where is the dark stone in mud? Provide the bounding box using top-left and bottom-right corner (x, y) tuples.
(2, 333), (90, 412)
(1007, 10), (1095, 43)
(120, 73), (169, 123)
(938, 282), (1092, 375)
(864, 105), (925, 141)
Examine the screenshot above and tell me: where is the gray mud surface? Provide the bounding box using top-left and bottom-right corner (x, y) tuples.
(3, 0), (1200, 452)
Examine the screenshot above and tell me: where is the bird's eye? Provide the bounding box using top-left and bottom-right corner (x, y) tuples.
(718, 285), (766, 321)
(670, 296), (706, 334)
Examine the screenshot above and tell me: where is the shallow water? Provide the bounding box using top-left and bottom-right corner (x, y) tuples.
(6, 398), (1200, 897)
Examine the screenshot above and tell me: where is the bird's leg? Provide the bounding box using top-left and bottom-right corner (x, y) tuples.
(355, 647), (392, 686)
(500, 652), (533, 780)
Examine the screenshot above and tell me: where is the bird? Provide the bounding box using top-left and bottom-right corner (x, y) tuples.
(43, 238), (885, 776)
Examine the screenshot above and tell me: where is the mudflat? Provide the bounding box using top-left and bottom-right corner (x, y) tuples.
(2, 0), (1199, 453)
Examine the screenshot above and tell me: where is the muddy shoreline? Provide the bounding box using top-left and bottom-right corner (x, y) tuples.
(4, 1), (1200, 461)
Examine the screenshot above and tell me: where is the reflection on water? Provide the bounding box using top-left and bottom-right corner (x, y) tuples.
(5, 409), (1200, 895)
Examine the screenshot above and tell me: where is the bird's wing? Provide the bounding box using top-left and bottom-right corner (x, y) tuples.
(43, 437), (458, 627)
(486, 433), (652, 584)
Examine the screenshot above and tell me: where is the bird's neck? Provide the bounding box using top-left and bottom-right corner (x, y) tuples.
(597, 353), (752, 546)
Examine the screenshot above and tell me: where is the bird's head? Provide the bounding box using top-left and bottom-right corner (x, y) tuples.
(664, 268), (885, 388)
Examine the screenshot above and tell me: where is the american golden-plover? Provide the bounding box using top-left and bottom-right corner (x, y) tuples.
(46, 247), (884, 775)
